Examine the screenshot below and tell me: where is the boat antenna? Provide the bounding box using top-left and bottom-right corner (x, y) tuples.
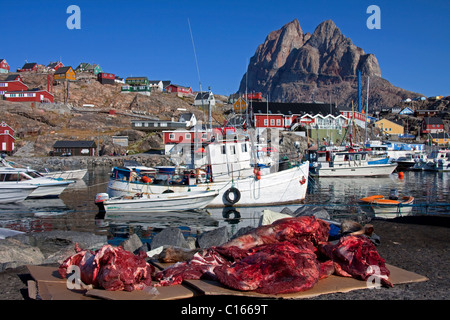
(188, 18), (205, 123)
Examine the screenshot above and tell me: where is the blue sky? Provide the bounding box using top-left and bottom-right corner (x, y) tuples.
(1, 0), (449, 97)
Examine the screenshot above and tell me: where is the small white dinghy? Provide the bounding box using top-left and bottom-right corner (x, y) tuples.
(95, 190), (219, 213)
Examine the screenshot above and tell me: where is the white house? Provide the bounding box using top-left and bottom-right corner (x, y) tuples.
(194, 91), (215, 108)
(148, 80), (164, 92)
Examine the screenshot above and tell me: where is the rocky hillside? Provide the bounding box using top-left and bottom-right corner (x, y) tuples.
(238, 19), (422, 110)
(0, 72), (228, 157)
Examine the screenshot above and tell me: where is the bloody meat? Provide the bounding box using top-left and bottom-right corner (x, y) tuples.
(319, 235), (393, 287)
(59, 244), (155, 291)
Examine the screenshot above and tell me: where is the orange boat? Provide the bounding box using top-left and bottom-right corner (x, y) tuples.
(359, 191), (414, 219)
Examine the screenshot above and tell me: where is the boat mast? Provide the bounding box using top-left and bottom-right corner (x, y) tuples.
(364, 76), (370, 145)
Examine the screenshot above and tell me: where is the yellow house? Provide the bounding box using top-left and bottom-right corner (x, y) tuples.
(233, 97), (247, 113)
(375, 118), (404, 135)
(53, 66), (76, 81)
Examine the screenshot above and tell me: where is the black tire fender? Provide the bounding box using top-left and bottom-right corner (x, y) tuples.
(224, 187), (241, 205)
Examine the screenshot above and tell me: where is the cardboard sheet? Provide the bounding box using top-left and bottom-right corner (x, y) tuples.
(26, 263), (428, 300)
(26, 265), (197, 300)
(183, 264), (428, 299)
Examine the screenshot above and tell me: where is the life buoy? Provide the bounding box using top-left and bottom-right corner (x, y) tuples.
(224, 187), (241, 205)
(300, 176), (306, 185)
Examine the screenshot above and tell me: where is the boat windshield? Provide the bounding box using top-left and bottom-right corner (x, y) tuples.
(27, 171), (43, 178)
(0, 173), (31, 181)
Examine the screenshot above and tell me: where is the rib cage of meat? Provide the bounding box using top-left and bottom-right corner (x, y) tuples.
(59, 244), (155, 291)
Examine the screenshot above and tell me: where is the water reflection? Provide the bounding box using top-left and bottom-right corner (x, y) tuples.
(0, 167), (448, 244)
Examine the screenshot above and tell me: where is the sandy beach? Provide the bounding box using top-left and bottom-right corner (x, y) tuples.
(0, 215), (448, 301)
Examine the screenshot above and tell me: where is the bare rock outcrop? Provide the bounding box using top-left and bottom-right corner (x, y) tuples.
(238, 19), (420, 109)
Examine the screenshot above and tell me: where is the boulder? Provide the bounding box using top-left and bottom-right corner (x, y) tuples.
(196, 227), (229, 248)
(0, 238), (45, 272)
(150, 227), (190, 250)
(120, 233), (144, 254)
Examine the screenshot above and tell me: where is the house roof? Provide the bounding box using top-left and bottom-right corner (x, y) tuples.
(126, 76), (148, 81)
(430, 132), (450, 139)
(53, 140), (96, 148)
(162, 81), (171, 88)
(76, 63), (91, 70)
(195, 92), (211, 100)
(168, 84), (191, 90)
(251, 102), (340, 117)
(423, 117), (444, 125)
(47, 61), (62, 68)
(179, 113), (194, 122)
(22, 62), (37, 69)
(54, 66), (73, 74)
(376, 118), (403, 126)
(4, 74), (22, 82)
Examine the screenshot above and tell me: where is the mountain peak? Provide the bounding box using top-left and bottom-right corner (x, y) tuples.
(239, 18), (418, 108)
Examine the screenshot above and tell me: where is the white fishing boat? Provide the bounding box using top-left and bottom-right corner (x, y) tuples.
(0, 183), (38, 203)
(106, 130), (310, 207)
(42, 168), (88, 180)
(434, 149), (450, 172)
(411, 149), (450, 171)
(307, 148), (397, 177)
(0, 166), (74, 198)
(95, 190), (219, 213)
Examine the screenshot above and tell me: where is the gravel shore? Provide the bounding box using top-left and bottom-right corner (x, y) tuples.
(0, 215), (448, 301)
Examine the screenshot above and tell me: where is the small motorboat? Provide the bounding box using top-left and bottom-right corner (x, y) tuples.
(95, 189), (220, 213)
(359, 189), (414, 219)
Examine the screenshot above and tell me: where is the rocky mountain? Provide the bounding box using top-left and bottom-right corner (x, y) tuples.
(238, 19), (421, 110)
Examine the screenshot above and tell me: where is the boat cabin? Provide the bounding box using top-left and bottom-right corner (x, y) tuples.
(0, 167), (44, 182)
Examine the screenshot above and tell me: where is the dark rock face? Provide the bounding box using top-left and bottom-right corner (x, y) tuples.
(239, 19), (419, 109)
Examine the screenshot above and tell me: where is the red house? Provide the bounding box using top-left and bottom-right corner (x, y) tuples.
(165, 84), (193, 97)
(0, 122), (15, 154)
(0, 75), (29, 94)
(422, 117), (444, 134)
(17, 62), (38, 72)
(0, 59), (10, 73)
(47, 61), (64, 71)
(97, 72), (115, 85)
(4, 89), (54, 103)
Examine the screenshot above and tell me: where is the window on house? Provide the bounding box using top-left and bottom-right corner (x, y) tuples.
(185, 133), (191, 139)
(169, 134), (175, 140)
(276, 119), (281, 126)
(264, 119), (268, 126)
(270, 119), (275, 126)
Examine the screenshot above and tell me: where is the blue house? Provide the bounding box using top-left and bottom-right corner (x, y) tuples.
(399, 107), (414, 115)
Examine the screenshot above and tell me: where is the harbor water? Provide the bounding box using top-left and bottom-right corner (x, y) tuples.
(0, 167), (448, 245)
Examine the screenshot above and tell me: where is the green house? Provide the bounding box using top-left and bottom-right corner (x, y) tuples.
(121, 85), (151, 96)
(75, 62), (91, 72)
(86, 64), (102, 75)
(125, 77), (149, 86)
(75, 63), (102, 75)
